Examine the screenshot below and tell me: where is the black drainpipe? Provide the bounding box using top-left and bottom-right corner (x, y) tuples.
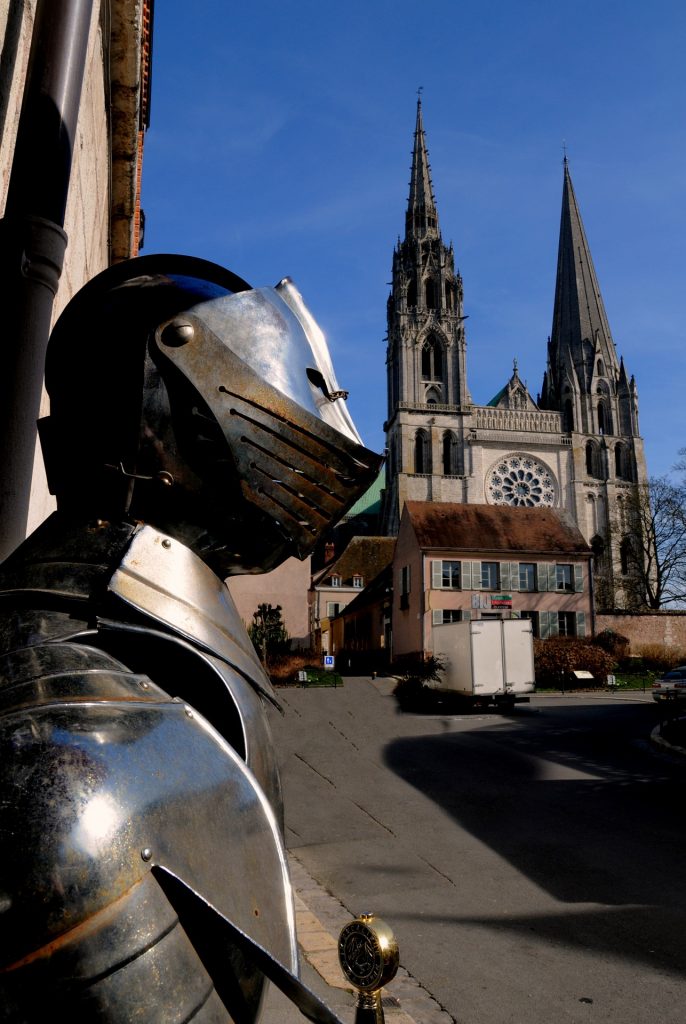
(0, 0), (94, 560)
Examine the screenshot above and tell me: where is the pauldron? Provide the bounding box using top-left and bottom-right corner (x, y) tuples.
(0, 516), (337, 1022)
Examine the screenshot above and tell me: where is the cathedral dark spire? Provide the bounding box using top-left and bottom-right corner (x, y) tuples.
(405, 97), (440, 240)
(549, 159), (618, 391)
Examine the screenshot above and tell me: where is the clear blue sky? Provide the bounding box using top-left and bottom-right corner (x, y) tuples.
(142, 0), (685, 479)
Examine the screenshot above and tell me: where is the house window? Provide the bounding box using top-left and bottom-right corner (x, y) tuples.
(352, 575), (364, 589)
(481, 562), (500, 590)
(432, 609), (463, 625)
(520, 610), (539, 637)
(558, 612), (576, 636)
(400, 565), (411, 610)
(326, 602), (343, 617)
(519, 563), (537, 592)
(431, 560), (461, 589)
(330, 574), (341, 587)
(556, 564), (573, 592)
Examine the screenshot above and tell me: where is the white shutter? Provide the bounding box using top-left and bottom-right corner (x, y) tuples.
(548, 563), (558, 591)
(510, 562), (520, 591)
(461, 609), (472, 621)
(471, 561), (482, 589)
(576, 612), (586, 637)
(461, 561), (472, 589)
(540, 611), (551, 638)
(432, 609), (443, 625)
(574, 564), (584, 592)
(537, 563), (549, 591)
(500, 562), (511, 590)
(431, 560), (442, 588)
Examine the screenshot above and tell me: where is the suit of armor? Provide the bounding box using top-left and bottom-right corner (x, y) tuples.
(0, 256), (381, 1022)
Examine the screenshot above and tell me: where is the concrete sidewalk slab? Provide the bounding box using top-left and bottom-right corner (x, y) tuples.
(260, 852), (453, 1024)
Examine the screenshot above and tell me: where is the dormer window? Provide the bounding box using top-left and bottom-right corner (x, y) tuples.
(330, 574), (341, 587)
(353, 575), (364, 589)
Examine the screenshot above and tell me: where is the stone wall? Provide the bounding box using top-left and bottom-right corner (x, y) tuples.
(596, 612), (686, 654)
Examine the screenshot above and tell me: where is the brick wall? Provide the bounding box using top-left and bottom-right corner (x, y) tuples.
(596, 612), (686, 653)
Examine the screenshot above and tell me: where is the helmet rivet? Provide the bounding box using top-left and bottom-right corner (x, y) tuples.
(141, 848), (153, 862)
(161, 538), (172, 549)
(156, 471), (174, 488)
(161, 319), (194, 347)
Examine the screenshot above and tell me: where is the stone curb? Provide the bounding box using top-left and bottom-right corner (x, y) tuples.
(288, 852), (455, 1024)
(650, 724), (686, 757)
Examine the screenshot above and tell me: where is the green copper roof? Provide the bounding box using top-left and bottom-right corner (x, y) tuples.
(344, 468), (385, 519)
(486, 385), (507, 407)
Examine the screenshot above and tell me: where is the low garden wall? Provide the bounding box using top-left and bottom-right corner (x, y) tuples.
(596, 611), (686, 653)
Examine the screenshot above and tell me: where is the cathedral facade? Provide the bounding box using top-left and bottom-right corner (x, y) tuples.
(380, 100), (648, 610)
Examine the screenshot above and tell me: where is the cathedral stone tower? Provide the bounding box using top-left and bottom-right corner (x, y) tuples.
(538, 157), (647, 607)
(382, 99), (472, 534)
(381, 105), (648, 610)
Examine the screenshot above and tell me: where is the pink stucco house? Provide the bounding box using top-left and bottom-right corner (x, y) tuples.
(393, 502), (593, 659)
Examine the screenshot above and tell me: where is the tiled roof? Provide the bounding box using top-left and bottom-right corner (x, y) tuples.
(312, 536), (396, 586)
(404, 502), (590, 556)
(339, 563), (393, 616)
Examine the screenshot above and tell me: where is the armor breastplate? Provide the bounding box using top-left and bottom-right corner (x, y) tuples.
(0, 516), (298, 1022)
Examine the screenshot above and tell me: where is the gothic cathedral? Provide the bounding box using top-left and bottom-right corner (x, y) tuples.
(381, 100), (648, 610)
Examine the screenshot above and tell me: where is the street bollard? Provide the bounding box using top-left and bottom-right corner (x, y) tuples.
(338, 914), (399, 1024)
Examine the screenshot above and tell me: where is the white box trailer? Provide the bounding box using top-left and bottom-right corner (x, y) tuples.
(431, 619), (535, 708)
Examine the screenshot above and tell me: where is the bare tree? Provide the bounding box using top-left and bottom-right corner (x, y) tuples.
(618, 476), (686, 609)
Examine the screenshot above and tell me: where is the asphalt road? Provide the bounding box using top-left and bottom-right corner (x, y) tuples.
(268, 679), (686, 1024)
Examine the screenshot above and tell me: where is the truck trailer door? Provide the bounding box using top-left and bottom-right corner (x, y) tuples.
(471, 621), (505, 694)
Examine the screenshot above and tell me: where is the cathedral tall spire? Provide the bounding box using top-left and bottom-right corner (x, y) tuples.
(405, 97), (440, 240)
(550, 158), (617, 378)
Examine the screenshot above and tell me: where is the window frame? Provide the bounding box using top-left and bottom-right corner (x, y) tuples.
(432, 559), (461, 590)
(481, 561), (500, 591)
(519, 562), (537, 592)
(556, 564), (573, 592)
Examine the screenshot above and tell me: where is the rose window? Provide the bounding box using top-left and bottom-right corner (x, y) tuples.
(486, 455), (555, 508)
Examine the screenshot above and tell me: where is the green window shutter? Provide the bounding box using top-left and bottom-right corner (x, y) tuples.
(548, 563), (558, 591)
(461, 561), (472, 590)
(461, 610), (472, 621)
(431, 560), (442, 588)
(574, 564), (584, 593)
(540, 611), (551, 639)
(510, 562), (520, 591)
(471, 561), (482, 590)
(500, 562), (511, 590)
(576, 612), (586, 637)
(537, 563), (549, 592)
(432, 609), (443, 625)
(549, 612), (560, 637)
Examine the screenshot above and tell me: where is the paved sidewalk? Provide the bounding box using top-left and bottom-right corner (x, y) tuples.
(261, 852), (453, 1024)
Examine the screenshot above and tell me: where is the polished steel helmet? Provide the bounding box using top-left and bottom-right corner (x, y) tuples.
(41, 255), (382, 576)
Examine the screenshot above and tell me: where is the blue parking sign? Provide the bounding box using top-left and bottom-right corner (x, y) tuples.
(323, 655), (335, 669)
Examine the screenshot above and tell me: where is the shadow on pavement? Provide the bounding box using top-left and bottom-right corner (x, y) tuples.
(384, 703), (686, 975)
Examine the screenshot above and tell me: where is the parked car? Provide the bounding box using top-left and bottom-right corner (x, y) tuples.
(652, 666), (686, 702)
